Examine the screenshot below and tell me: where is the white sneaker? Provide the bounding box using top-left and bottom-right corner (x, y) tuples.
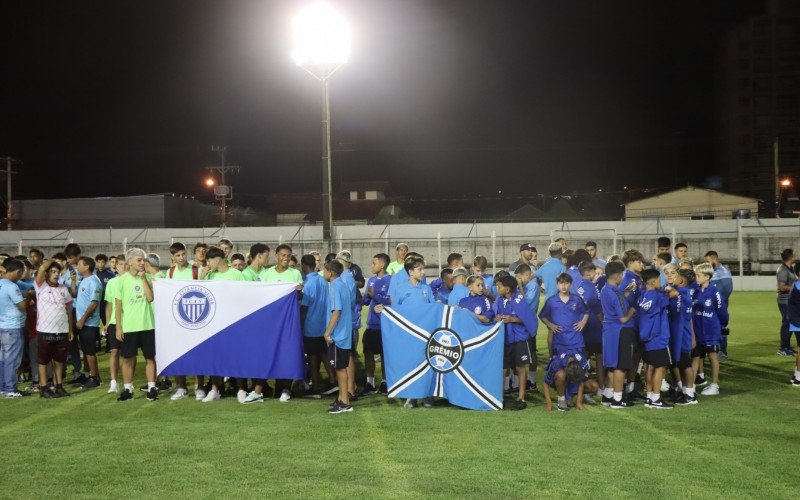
(279, 390), (291, 403)
(202, 388), (221, 402)
(701, 383), (720, 396)
(170, 388), (188, 401)
(661, 379), (670, 392)
(107, 380), (118, 393)
(195, 388), (207, 401)
(237, 389), (247, 404)
(242, 391), (264, 404)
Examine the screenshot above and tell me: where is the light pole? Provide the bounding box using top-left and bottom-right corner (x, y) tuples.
(292, 2), (351, 252)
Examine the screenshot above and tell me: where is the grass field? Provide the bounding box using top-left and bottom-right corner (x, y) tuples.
(2, 291), (799, 498)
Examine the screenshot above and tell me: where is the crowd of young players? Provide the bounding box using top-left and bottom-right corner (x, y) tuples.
(0, 236), (794, 413)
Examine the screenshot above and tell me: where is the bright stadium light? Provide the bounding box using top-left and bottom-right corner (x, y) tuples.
(291, 2), (351, 66)
(205, 178), (215, 187)
(781, 178), (791, 187)
(291, 2), (351, 251)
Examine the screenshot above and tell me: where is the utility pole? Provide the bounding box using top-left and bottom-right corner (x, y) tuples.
(206, 146), (240, 227)
(774, 137), (780, 218)
(0, 157), (19, 231)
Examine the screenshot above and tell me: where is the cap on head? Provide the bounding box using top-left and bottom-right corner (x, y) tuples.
(336, 250), (352, 263)
(520, 243), (535, 252)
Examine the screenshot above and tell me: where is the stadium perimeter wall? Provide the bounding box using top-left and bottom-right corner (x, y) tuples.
(0, 219), (797, 291)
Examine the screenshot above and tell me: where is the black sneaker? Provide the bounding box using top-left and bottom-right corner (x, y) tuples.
(610, 399), (634, 409)
(81, 377), (100, 390)
(791, 377), (800, 387)
(677, 394), (698, 405)
(329, 399), (340, 408)
(69, 373), (88, 387)
(328, 400), (343, 414)
(348, 392), (359, 402)
(139, 384), (149, 393)
(39, 387), (55, 399)
(157, 379), (172, 392)
(117, 389), (134, 402)
(525, 380), (537, 392)
(363, 383), (377, 395)
(146, 387), (158, 401)
(509, 399), (527, 411)
(695, 375), (708, 386)
(601, 395), (614, 406)
(379, 381), (387, 394)
(53, 386), (70, 398)
(672, 393), (686, 405)
(646, 399), (674, 409)
(339, 402), (353, 413)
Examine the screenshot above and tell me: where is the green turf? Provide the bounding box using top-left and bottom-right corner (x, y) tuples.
(2, 291), (799, 498)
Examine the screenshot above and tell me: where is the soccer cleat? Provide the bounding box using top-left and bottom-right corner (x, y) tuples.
(695, 375), (708, 386)
(242, 391), (264, 404)
(610, 399), (634, 409)
(170, 388), (188, 401)
(379, 381), (388, 394)
(237, 390), (248, 404)
(39, 387), (55, 399)
(676, 394), (698, 405)
(146, 387), (158, 401)
(557, 400), (569, 412)
(4, 391), (22, 398)
(202, 389), (220, 402)
(195, 389), (207, 401)
(646, 399), (674, 409)
(362, 383), (377, 396)
(403, 398), (418, 409)
(601, 395), (614, 406)
(700, 383), (719, 396)
(791, 377), (800, 387)
(117, 389), (133, 402)
(107, 380), (118, 393)
(81, 377), (100, 390)
(582, 394), (597, 406)
(509, 399), (527, 411)
(54, 386), (70, 398)
(279, 390), (291, 403)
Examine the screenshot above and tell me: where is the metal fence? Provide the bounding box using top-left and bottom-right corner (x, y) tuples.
(1, 218), (799, 278)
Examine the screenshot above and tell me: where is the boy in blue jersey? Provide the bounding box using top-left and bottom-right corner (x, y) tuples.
(74, 256), (103, 389)
(447, 267), (470, 306)
(655, 252), (672, 287)
(576, 262), (605, 394)
(387, 252), (426, 300)
(693, 263), (729, 396)
(671, 267), (699, 404)
(538, 242), (566, 300)
(621, 249), (647, 401)
(514, 265), (540, 391)
(543, 352), (598, 411)
(704, 250), (733, 359)
(430, 253), (463, 298)
(458, 276), (494, 323)
(435, 269), (454, 304)
(599, 261), (637, 408)
(363, 253), (391, 395)
(471, 255), (494, 299)
(637, 269), (677, 409)
(495, 275), (540, 411)
(335, 250), (360, 401)
(539, 274), (589, 357)
(323, 260), (354, 414)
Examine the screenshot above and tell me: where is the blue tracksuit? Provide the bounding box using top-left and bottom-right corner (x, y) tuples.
(694, 284), (729, 346)
(363, 274), (391, 330)
(637, 289), (670, 352)
(600, 283), (629, 368)
(495, 292), (539, 344)
(458, 294), (495, 322)
(576, 277), (602, 348)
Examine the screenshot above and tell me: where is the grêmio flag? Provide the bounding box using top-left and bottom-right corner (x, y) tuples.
(380, 303), (504, 411)
(153, 280), (304, 380)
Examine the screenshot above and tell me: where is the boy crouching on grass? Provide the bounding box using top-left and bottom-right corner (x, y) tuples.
(543, 352), (598, 412)
(323, 260), (354, 414)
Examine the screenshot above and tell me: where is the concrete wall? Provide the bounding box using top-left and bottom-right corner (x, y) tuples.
(0, 218), (798, 291)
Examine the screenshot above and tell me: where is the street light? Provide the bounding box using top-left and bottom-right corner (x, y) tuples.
(205, 178), (216, 187)
(292, 2), (351, 252)
(781, 178), (791, 188)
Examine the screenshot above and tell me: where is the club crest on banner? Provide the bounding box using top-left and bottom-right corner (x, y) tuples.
(172, 285), (217, 330)
(426, 328), (463, 373)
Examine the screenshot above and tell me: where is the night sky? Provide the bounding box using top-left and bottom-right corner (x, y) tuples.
(0, 0), (764, 208)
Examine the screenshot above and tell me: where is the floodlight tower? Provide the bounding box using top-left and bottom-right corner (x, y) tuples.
(291, 2), (351, 252)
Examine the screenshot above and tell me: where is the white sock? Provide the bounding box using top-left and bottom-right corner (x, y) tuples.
(147, 381), (156, 389)
(651, 392), (660, 402)
(613, 391), (622, 402)
(626, 382), (634, 393)
(677, 381), (683, 389)
(504, 376), (511, 389)
(511, 374), (519, 388)
(527, 372), (536, 383)
(686, 387), (695, 397)
(698, 372), (705, 379)
(795, 370), (800, 379)
(603, 387), (613, 398)
(367, 376), (375, 386)
(124, 383), (134, 391)
(557, 396), (566, 404)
